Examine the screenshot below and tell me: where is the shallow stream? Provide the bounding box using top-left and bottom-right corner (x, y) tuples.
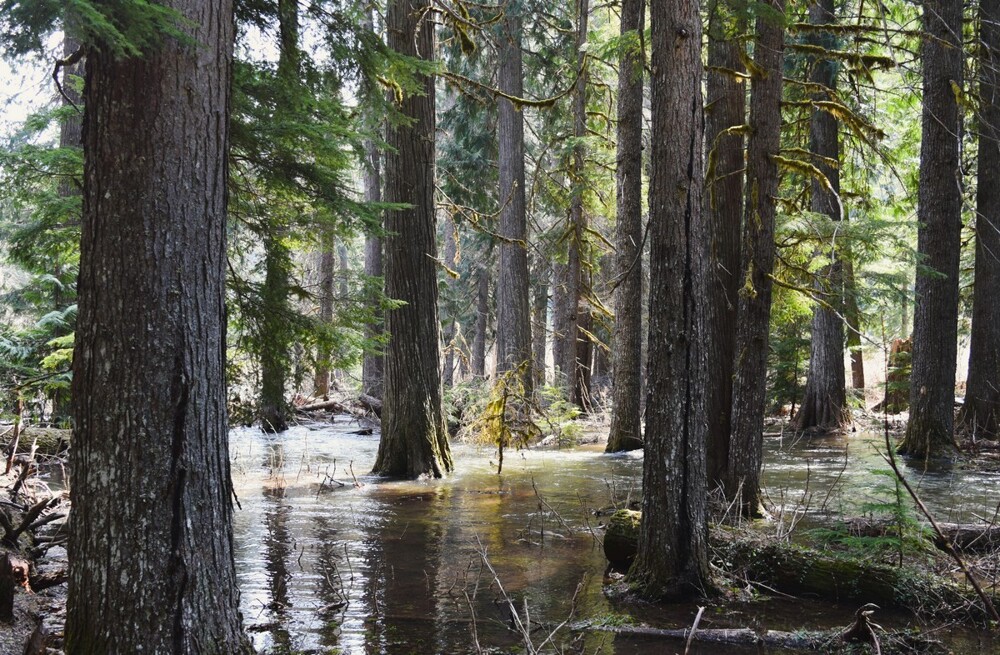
(230, 420), (1000, 654)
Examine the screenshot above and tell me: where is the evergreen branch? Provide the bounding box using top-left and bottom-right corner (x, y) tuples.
(52, 47), (85, 114)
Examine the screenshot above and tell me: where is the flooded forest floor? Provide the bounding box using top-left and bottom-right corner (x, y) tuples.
(2, 409), (1000, 654)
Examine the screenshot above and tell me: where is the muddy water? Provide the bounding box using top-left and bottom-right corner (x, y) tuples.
(230, 421), (1000, 654)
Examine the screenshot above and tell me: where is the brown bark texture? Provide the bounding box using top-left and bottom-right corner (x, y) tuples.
(531, 261), (549, 389)
(958, 0), (1000, 439)
(442, 213), (458, 388)
(495, 10), (533, 396)
(900, 0), (964, 458)
(606, 0), (645, 453)
(794, 0), (849, 432)
(68, 0), (252, 650)
(628, 0), (711, 600)
(472, 265), (489, 378)
(373, 0), (453, 478)
(362, 7), (385, 400)
(703, 0), (745, 480)
(727, 0), (785, 515)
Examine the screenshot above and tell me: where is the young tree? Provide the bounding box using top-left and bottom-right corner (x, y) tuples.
(793, 0), (849, 431)
(373, 0), (454, 478)
(899, 0), (963, 458)
(957, 0), (1000, 439)
(703, 0), (745, 479)
(67, 0), (251, 649)
(727, 0), (785, 515)
(628, 0), (711, 599)
(606, 0), (644, 453)
(495, 3), (533, 395)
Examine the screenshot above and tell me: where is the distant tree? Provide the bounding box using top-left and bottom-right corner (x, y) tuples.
(899, 0), (963, 458)
(629, 0), (711, 599)
(703, 0), (745, 479)
(67, 0), (252, 649)
(373, 0), (453, 477)
(794, 0), (849, 432)
(495, 1), (533, 396)
(727, 0), (785, 516)
(958, 0), (1000, 439)
(606, 0), (644, 453)
(313, 232), (335, 398)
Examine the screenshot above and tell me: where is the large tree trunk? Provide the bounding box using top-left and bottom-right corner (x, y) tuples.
(727, 0), (785, 516)
(793, 0), (849, 432)
(558, 0), (590, 408)
(373, 0), (453, 478)
(362, 8), (385, 400)
(606, 0), (645, 453)
(703, 0), (745, 480)
(900, 0), (964, 458)
(958, 0), (1000, 439)
(68, 0), (251, 650)
(495, 9), (533, 396)
(628, 0), (710, 600)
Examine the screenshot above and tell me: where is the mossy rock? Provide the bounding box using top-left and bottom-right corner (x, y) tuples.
(603, 509), (641, 569)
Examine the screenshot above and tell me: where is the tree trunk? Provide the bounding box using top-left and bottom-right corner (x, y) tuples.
(531, 261), (549, 389)
(68, 0), (251, 650)
(794, 0), (849, 432)
(442, 213), (458, 388)
(495, 9), (533, 396)
(559, 0), (590, 408)
(844, 258), (866, 389)
(362, 8), (385, 401)
(703, 0), (745, 479)
(958, 0), (1000, 439)
(607, 0), (645, 453)
(628, 0), (710, 600)
(727, 0), (785, 516)
(472, 265), (490, 378)
(314, 232), (335, 398)
(373, 0), (453, 478)
(900, 0), (964, 459)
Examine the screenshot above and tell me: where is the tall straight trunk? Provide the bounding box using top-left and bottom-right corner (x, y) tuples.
(794, 0), (849, 432)
(472, 265), (489, 378)
(362, 7), (385, 400)
(551, 258), (568, 382)
(442, 213), (458, 388)
(259, 0), (300, 433)
(560, 0), (590, 407)
(373, 0), (453, 478)
(629, 0), (710, 599)
(844, 258), (865, 388)
(958, 0), (1000, 439)
(703, 0), (745, 478)
(496, 10), (533, 395)
(531, 260), (549, 389)
(607, 0), (645, 453)
(900, 0), (964, 458)
(313, 232), (335, 397)
(68, 0), (251, 650)
(727, 0), (785, 516)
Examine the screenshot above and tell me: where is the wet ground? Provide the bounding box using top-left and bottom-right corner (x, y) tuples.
(230, 419), (1000, 654)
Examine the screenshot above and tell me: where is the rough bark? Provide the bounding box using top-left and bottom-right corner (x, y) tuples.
(362, 8), (385, 401)
(703, 0), (745, 479)
(373, 0), (453, 478)
(68, 0), (251, 650)
(314, 232), (335, 398)
(900, 0), (964, 459)
(794, 0), (849, 432)
(727, 0), (785, 516)
(958, 0), (1000, 439)
(628, 0), (710, 600)
(606, 0), (645, 453)
(531, 261), (549, 389)
(495, 9), (533, 396)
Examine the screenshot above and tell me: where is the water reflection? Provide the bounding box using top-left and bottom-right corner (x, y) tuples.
(230, 424), (1000, 654)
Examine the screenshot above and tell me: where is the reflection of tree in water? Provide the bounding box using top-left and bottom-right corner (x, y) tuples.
(360, 489), (448, 655)
(311, 514), (350, 652)
(261, 446), (293, 651)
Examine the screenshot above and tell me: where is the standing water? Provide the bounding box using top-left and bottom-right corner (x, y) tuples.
(230, 420), (1000, 654)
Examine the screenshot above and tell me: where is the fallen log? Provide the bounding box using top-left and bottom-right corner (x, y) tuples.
(357, 394), (382, 418)
(845, 517), (1000, 554)
(8, 428), (70, 457)
(297, 398), (350, 413)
